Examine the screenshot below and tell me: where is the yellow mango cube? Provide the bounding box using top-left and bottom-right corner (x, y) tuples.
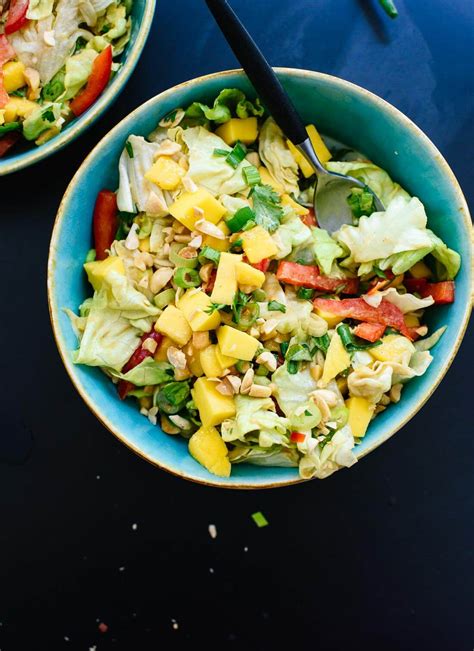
(404, 313), (420, 328)
(200, 345), (225, 378)
(217, 325), (260, 361)
(235, 261), (265, 288)
(241, 226), (278, 264)
(2, 61), (26, 93)
(258, 166), (283, 193)
(321, 332), (350, 386)
(154, 336), (175, 362)
(192, 377), (236, 427)
(281, 193), (309, 216)
(306, 124), (332, 163)
(409, 261), (432, 279)
(202, 220), (230, 252)
(154, 305), (192, 346)
(215, 117), (258, 146)
(145, 156), (184, 191)
(84, 256), (125, 292)
(187, 350), (204, 377)
(214, 345), (237, 369)
(313, 305), (345, 329)
(3, 97), (38, 123)
(211, 252), (242, 305)
(346, 396), (375, 438)
(169, 188), (227, 231)
(370, 334), (414, 364)
(178, 289), (221, 332)
(286, 139), (314, 178)
(188, 425), (231, 477)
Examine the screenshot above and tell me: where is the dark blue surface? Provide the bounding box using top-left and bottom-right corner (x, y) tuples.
(0, 1), (472, 648)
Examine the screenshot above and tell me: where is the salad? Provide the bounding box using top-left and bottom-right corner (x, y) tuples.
(0, 0), (133, 156)
(67, 88), (461, 480)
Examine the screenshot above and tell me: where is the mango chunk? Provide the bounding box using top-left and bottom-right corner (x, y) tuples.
(370, 334), (414, 364)
(321, 331), (350, 386)
(211, 252), (242, 305)
(235, 261), (265, 288)
(215, 117), (258, 146)
(192, 377), (236, 427)
(154, 305), (192, 346)
(306, 124), (332, 164)
(217, 325), (260, 361)
(286, 139), (314, 178)
(2, 61), (26, 93)
(281, 193), (309, 216)
(84, 256), (125, 292)
(3, 97), (38, 123)
(145, 156), (184, 190)
(200, 345), (226, 378)
(178, 289), (221, 332)
(169, 188), (227, 231)
(202, 220), (230, 252)
(241, 225), (278, 264)
(258, 166), (283, 193)
(409, 260), (432, 279)
(188, 425), (231, 477)
(214, 345), (237, 369)
(154, 336), (175, 362)
(313, 305), (345, 329)
(346, 396), (375, 438)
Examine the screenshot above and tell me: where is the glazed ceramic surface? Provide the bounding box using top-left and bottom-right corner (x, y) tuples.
(48, 69), (472, 488)
(0, 0), (156, 176)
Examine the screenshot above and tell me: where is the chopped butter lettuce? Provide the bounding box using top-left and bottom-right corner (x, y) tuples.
(110, 358), (174, 386)
(311, 227), (345, 275)
(221, 395), (290, 444)
(271, 362), (318, 417)
(363, 287), (434, 313)
(258, 118), (299, 194)
(273, 213), (312, 259)
(63, 48), (98, 100)
(22, 102), (62, 140)
(185, 88), (264, 124)
(299, 424), (357, 479)
(27, 0), (54, 20)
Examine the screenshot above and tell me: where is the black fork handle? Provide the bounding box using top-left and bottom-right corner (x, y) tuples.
(205, 0), (308, 145)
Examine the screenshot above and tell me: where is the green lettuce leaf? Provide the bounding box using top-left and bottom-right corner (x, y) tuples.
(111, 358), (174, 386)
(182, 126), (251, 196)
(221, 395), (290, 444)
(229, 445), (299, 467)
(298, 424), (357, 479)
(273, 213), (312, 259)
(311, 227), (345, 275)
(427, 230), (461, 280)
(63, 48), (97, 100)
(22, 103), (62, 141)
(185, 88), (264, 124)
(258, 118), (299, 194)
(26, 0), (54, 19)
(271, 362), (319, 417)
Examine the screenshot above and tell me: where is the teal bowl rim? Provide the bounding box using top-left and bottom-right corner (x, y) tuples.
(0, 0), (156, 177)
(47, 68), (473, 489)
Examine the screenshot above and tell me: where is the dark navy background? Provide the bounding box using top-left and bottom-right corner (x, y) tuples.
(1, 1), (473, 649)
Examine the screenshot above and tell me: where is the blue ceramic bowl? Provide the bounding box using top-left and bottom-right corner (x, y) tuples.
(48, 69), (472, 488)
(0, 0), (156, 176)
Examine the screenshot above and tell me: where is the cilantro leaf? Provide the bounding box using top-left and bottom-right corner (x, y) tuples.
(250, 184), (283, 233)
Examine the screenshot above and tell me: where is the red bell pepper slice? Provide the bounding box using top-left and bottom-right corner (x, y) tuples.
(276, 261), (359, 294)
(290, 432), (306, 443)
(419, 280), (455, 305)
(70, 45), (113, 117)
(118, 331), (163, 400)
(93, 190), (118, 260)
(313, 297), (412, 339)
(353, 322), (386, 342)
(4, 0), (29, 35)
(300, 207), (317, 227)
(0, 131), (21, 157)
(243, 256), (270, 272)
(404, 277), (428, 294)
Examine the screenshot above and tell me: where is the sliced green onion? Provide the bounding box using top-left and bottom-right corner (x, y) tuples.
(251, 511), (269, 528)
(311, 334), (330, 355)
(280, 341), (289, 358)
(241, 219), (256, 232)
(169, 243), (199, 268)
(252, 288), (266, 302)
(337, 324), (382, 352)
(287, 360), (299, 374)
(378, 0), (398, 18)
(229, 238), (243, 252)
(243, 164), (261, 186)
(0, 121), (20, 135)
(297, 287), (315, 300)
(199, 245), (221, 265)
(267, 300), (286, 313)
(125, 140), (134, 158)
(235, 360), (250, 374)
(154, 382), (190, 414)
(226, 141), (247, 168)
(174, 267), (201, 288)
(289, 402), (321, 430)
(226, 206), (256, 233)
(85, 248), (96, 263)
(213, 148), (229, 157)
(255, 364), (269, 377)
(154, 288), (176, 309)
(286, 343), (312, 362)
(41, 69), (65, 102)
(235, 302), (259, 328)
